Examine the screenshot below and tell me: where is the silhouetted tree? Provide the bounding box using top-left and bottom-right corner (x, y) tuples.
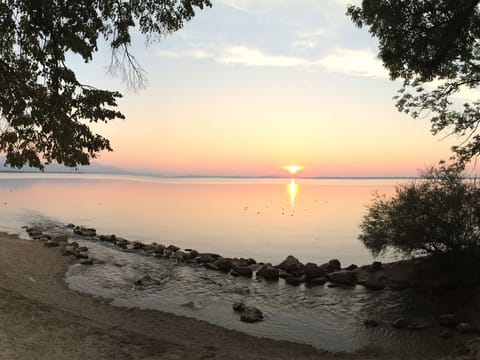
(348, 1), (480, 163)
(0, 0), (211, 169)
(359, 163), (480, 258)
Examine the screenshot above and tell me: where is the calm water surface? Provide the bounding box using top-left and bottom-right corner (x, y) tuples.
(0, 173), (397, 264)
(0, 173), (469, 358)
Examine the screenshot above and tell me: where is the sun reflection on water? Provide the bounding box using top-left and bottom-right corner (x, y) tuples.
(287, 179), (298, 210)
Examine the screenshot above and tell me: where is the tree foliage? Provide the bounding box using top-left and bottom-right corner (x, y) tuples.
(348, 0), (480, 163)
(0, 0), (211, 169)
(359, 163), (480, 258)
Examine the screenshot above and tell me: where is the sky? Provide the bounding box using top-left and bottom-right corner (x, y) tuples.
(71, 0), (463, 177)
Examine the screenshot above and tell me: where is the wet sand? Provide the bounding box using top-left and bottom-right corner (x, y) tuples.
(0, 232), (391, 360)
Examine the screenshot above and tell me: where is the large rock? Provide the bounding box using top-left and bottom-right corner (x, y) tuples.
(197, 253), (217, 264)
(368, 261), (383, 273)
(241, 307), (264, 323)
(232, 302), (263, 323)
(319, 260), (341, 274)
(43, 240), (59, 248)
(256, 264), (279, 281)
(214, 258), (233, 272)
(73, 226), (96, 237)
(26, 227), (43, 237)
(328, 259), (341, 271)
(276, 255), (303, 273)
(328, 270), (357, 285)
(231, 263), (253, 277)
(359, 273), (387, 290)
(304, 263), (325, 280)
(305, 277), (326, 287)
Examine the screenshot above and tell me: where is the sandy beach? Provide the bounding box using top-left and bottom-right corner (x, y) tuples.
(0, 232), (392, 360)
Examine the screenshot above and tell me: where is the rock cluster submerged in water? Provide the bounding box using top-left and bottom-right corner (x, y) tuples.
(24, 223), (417, 290)
(25, 226), (92, 265)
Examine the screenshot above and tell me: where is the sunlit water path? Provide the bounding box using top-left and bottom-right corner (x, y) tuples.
(0, 173), (471, 358)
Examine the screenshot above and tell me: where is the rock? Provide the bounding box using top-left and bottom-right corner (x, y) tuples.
(78, 246), (88, 252)
(256, 263), (279, 281)
(327, 283), (337, 288)
(327, 270), (357, 285)
(27, 227), (43, 237)
(304, 263), (325, 280)
(246, 258), (257, 265)
(44, 240), (59, 248)
(231, 264), (252, 277)
(204, 263), (219, 271)
(181, 301), (202, 311)
(392, 318), (408, 329)
(230, 271), (240, 277)
(66, 223), (75, 228)
(78, 258), (93, 265)
(174, 251), (187, 262)
(285, 276), (304, 286)
(278, 269), (290, 279)
(130, 241), (144, 250)
(276, 255), (303, 273)
(214, 258), (233, 272)
(345, 264), (358, 271)
(364, 319), (378, 327)
(305, 277), (327, 287)
(361, 274), (387, 290)
(166, 244), (180, 252)
(232, 302), (247, 312)
(368, 261), (382, 273)
(328, 259), (341, 272)
(134, 274), (153, 286)
(241, 307), (264, 323)
(187, 249), (199, 258)
(456, 322), (477, 334)
(39, 235), (52, 242)
(232, 302), (264, 323)
(75, 252), (88, 260)
(73, 227), (96, 237)
(439, 314), (460, 328)
(62, 246), (77, 256)
(197, 253), (216, 264)
(53, 235), (68, 242)
(116, 238), (130, 249)
(70, 241), (79, 248)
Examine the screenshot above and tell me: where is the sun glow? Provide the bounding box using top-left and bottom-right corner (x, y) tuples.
(283, 165), (304, 175)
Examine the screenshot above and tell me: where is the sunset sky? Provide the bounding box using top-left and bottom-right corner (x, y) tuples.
(72, 0), (462, 177)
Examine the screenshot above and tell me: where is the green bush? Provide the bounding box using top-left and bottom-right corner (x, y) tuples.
(359, 163), (480, 258)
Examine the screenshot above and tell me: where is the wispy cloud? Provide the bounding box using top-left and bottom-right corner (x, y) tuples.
(317, 48), (388, 78)
(218, 46), (310, 68)
(157, 49), (214, 59)
(157, 44), (388, 79)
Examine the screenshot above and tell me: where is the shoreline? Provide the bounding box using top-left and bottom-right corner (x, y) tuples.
(0, 232), (388, 359)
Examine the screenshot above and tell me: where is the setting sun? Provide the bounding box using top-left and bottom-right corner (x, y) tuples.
(283, 165), (304, 175)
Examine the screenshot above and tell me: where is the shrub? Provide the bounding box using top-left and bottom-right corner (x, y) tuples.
(359, 163), (480, 258)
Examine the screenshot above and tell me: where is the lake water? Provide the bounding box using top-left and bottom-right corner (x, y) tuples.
(0, 173), (469, 358)
(0, 173), (398, 264)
